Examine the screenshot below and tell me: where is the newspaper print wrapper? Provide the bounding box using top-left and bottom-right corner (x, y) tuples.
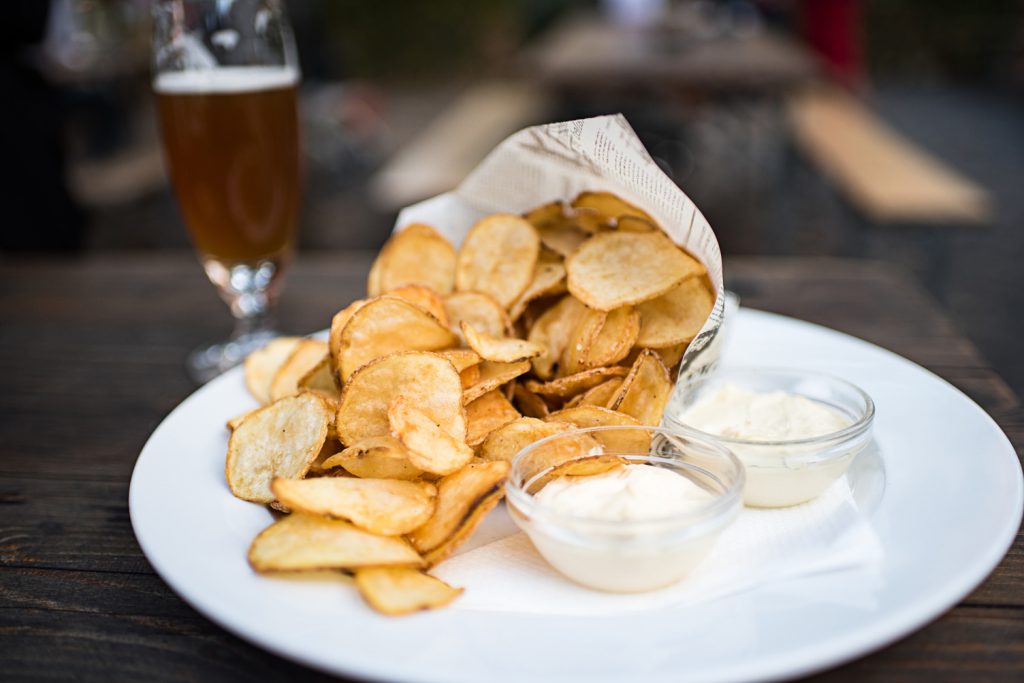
(394, 114), (727, 398)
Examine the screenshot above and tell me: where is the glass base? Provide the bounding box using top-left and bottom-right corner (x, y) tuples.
(186, 327), (279, 384)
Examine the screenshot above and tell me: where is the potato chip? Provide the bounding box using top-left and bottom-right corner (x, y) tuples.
(422, 488), (504, 567)
(248, 513), (422, 572)
(508, 259), (567, 321)
(558, 305), (604, 377)
(435, 348), (482, 373)
(522, 200), (567, 230)
(465, 390), (521, 446)
(297, 354), (341, 397)
(615, 215), (658, 232)
(408, 460), (509, 557)
(335, 352), (466, 446)
(525, 366), (630, 399)
(244, 336), (302, 404)
(385, 284), (450, 326)
(455, 213), (540, 307)
(544, 406), (650, 453)
(328, 299), (369, 376)
(514, 428), (605, 485)
(608, 349), (672, 426)
(443, 290), (512, 341)
(478, 418), (576, 464)
(369, 223), (456, 296)
(513, 383), (549, 418)
(566, 231), (705, 311)
(388, 396), (474, 476)
(635, 276), (715, 348)
(528, 455), (627, 494)
(269, 340), (330, 402)
(321, 436), (423, 481)
(226, 393), (332, 503)
(537, 224), (589, 258)
(354, 567), (463, 616)
(271, 477), (436, 536)
(570, 190), (656, 226)
(338, 296), (457, 381)
(582, 306), (640, 368)
(569, 377), (624, 409)
(226, 408), (258, 432)
(460, 364), (481, 389)
(305, 439), (343, 478)
(526, 295), (588, 380)
(461, 321), (545, 364)
(462, 360), (531, 404)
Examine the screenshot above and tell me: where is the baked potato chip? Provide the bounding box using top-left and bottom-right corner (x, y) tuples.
(226, 393), (332, 503)
(321, 436), (423, 481)
(244, 336), (303, 404)
(460, 364), (481, 389)
(388, 396), (474, 476)
(455, 213), (540, 308)
(515, 429), (605, 485)
(525, 366), (629, 399)
(443, 291), (512, 342)
(328, 299), (369, 376)
(354, 567), (463, 616)
(608, 349), (672, 426)
(528, 454), (627, 494)
(435, 348), (482, 373)
(615, 215), (658, 232)
(636, 276), (715, 348)
(386, 284), (450, 326)
(461, 321), (545, 363)
(537, 224), (589, 258)
(462, 360), (531, 404)
(297, 354), (341, 398)
(508, 259), (567, 321)
(269, 340), (330, 402)
(226, 408), (258, 432)
(338, 296), (457, 381)
(570, 190), (656, 227)
(465, 390), (521, 446)
(336, 352), (466, 446)
(566, 231), (704, 311)
(545, 406), (650, 452)
(568, 377), (624, 409)
(422, 488), (505, 567)
(513, 383), (550, 418)
(271, 477), (436, 536)
(369, 223), (456, 296)
(527, 295), (588, 380)
(248, 513), (422, 572)
(582, 305), (639, 369)
(408, 460), (509, 558)
(522, 200), (567, 230)
(478, 418), (575, 464)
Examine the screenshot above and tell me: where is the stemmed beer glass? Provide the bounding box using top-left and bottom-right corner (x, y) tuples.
(153, 0), (301, 382)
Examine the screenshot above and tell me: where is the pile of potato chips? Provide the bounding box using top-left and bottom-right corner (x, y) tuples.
(225, 191), (715, 615)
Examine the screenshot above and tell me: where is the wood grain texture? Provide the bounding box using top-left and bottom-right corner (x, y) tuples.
(1, 252), (1020, 681)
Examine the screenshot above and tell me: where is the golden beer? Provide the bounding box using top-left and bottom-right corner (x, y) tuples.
(156, 68), (300, 264)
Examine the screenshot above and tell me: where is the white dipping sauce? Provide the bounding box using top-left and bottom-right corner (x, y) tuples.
(526, 465), (725, 593)
(680, 383), (854, 508)
(535, 464), (714, 521)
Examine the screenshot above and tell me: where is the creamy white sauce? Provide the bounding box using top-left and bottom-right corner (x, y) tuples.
(679, 383), (856, 507)
(535, 464), (714, 521)
(681, 383), (850, 442)
(522, 465), (726, 592)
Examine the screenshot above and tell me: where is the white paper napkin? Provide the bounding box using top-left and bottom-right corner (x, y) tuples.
(432, 478), (884, 616)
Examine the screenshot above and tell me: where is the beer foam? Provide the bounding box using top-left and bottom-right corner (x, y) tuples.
(154, 67), (299, 94)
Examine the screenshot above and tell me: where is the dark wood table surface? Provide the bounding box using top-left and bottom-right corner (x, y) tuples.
(2, 252), (1021, 681)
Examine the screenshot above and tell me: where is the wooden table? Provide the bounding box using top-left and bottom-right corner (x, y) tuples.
(2, 252), (1021, 681)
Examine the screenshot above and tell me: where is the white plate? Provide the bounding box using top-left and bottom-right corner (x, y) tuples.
(130, 309), (1022, 683)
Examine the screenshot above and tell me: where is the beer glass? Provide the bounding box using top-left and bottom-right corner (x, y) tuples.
(153, 0), (301, 382)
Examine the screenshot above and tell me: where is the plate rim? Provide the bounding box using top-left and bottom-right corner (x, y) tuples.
(129, 308), (1024, 683)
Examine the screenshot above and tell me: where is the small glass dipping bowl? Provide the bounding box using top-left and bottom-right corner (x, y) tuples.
(506, 426), (744, 593)
(664, 368), (875, 508)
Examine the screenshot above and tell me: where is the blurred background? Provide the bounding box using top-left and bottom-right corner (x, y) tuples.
(2, 0), (1022, 394)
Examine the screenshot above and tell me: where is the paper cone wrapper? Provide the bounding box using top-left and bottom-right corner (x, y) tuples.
(393, 114), (727, 393)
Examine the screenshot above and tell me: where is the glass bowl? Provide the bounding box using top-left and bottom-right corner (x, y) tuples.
(664, 368), (875, 508)
(505, 426), (744, 593)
